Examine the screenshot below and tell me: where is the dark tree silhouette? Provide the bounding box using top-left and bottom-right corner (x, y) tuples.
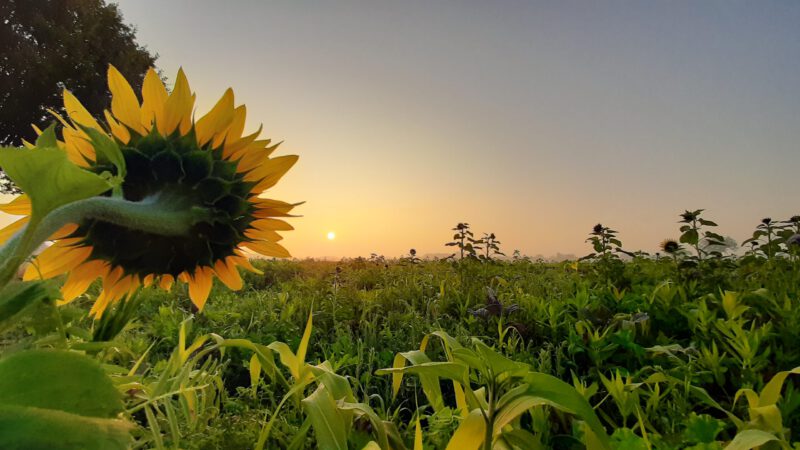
(0, 0), (157, 192)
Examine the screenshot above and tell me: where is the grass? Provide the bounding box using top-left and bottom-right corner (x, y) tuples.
(32, 249), (799, 449)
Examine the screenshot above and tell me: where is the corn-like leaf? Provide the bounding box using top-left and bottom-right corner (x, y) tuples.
(312, 361), (354, 403)
(301, 385), (348, 450)
(759, 366), (800, 406)
(269, 341), (301, 380)
(453, 381), (469, 418)
(445, 408), (486, 450)
(414, 416), (424, 450)
(724, 429), (779, 450)
(523, 372), (612, 449)
(338, 401), (389, 449)
(390, 352), (407, 398)
(297, 307), (313, 368)
(377, 360), (468, 411)
(501, 429), (546, 450)
(250, 354), (262, 392)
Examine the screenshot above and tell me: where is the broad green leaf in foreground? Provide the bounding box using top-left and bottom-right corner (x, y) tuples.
(523, 372), (612, 449)
(0, 349), (131, 450)
(0, 146), (111, 220)
(0, 280), (58, 330)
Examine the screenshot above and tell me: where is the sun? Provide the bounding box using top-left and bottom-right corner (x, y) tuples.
(327, 231), (336, 240)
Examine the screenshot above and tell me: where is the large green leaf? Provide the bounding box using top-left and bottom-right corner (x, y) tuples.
(0, 349), (131, 450)
(337, 401), (390, 449)
(0, 405), (130, 450)
(445, 408), (486, 450)
(376, 360), (468, 411)
(472, 339), (529, 380)
(723, 429), (779, 450)
(0, 281), (57, 330)
(0, 350), (123, 416)
(523, 372), (612, 450)
(302, 384), (348, 450)
(0, 147), (110, 219)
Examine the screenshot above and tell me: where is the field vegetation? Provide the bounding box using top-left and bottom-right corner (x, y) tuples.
(5, 215), (800, 449)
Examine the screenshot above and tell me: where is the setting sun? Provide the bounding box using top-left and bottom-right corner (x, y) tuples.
(327, 231), (336, 240)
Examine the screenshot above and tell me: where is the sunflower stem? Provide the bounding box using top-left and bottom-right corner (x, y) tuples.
(0, 194), (210, 288)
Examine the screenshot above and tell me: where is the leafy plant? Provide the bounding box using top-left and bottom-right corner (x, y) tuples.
(378, 331), (612, 450)
(445, 223), (482, 260)
(678, 209), (727, 262)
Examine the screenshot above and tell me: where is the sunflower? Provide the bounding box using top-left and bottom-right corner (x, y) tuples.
(659, 239), (681, 254)
(0, 66), (299, 316)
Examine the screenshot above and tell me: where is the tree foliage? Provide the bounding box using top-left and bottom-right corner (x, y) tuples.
(0, 0), (156, 192)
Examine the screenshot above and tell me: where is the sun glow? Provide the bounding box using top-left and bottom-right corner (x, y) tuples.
(327, 231), (336, 240)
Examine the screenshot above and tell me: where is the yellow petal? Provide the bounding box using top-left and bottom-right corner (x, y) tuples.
(231, 145), (268, 173)
(0, 195), (31, 215)
(60, 260), (108, 304)
(108, 65), (146, 134)
(251, 218), (293, 231)
(24, 240), (91, 280)
(49, 223), (79, 240)
(251, 199), (301, 219)
(161, 68), (194, 136)
(188, 266), (214, 310)
(89, 267), (129, 317)
(229, 138), (269, 158)
(213, 258), (243, 290)
(61, 126), (95, 165)
(214, 105), (247, 149)
(195, 88), (235, 146)
(63, 89), (102, 130)
(0, 217), (29, 245)
(159, 274), (174, 291)
(243, 240), (291, 258)
(232, 250), (262, 274)
(180, 94), (196, 135)
(246, 155), (299, 192)
(244, 228), (283, 242)
(140, 68), (168, 131)
(104, 110), (131, 144)
(143, 274), (155, 288)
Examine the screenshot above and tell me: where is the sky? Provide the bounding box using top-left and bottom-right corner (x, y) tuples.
(4, 1), (800, 259)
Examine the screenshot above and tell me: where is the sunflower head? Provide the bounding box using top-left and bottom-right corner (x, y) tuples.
(659, 239), (681, 254)
(679, 210), (701, 223)
(761, 217), (772, 226)
(592, 223), (604, 235)
(1, 66), (300, 315)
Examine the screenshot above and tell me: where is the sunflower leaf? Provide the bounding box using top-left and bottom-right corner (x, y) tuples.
(0, 147), (111, 220)
(0, 349), (132, 450)
(0, 280), (58, 331)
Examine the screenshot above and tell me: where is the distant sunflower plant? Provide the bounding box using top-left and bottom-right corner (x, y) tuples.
(0, 66), (299, 316)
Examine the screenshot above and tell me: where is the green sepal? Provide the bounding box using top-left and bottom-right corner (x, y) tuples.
(76, 124), (127, 182)
(35, 123), (59, 148)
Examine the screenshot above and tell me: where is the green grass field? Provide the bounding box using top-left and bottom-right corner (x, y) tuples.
(15, 250), (797, 449)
